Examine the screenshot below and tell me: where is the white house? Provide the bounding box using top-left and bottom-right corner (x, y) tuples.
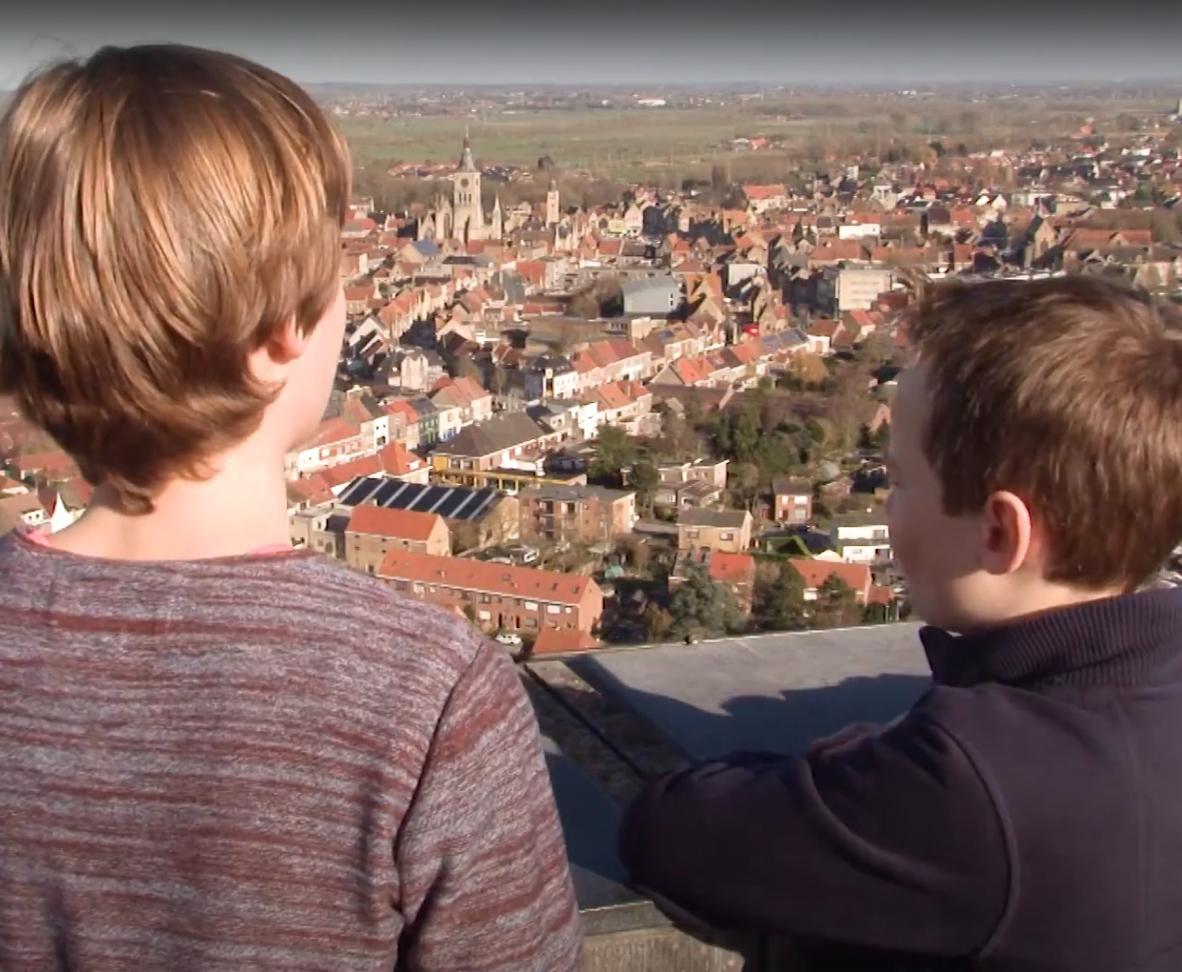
(832, 517), (892, 565)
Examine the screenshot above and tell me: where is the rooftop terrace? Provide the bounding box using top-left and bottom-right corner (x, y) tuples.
(532, 623), (929, 969)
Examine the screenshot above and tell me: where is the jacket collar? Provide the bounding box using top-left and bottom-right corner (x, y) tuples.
(920, 586), (1182, 689)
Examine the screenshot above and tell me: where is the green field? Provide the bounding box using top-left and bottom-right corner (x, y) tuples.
(339, 108), (858, 181)
(337, 90), (1178, 199)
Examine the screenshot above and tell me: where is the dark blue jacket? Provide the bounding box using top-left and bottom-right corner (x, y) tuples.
(619, 588), (1182, 971)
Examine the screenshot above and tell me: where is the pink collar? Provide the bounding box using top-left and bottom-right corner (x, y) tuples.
(24, 528), (293, 557)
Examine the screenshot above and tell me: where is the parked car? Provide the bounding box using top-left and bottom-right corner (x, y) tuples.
(494, 632), (524, 648)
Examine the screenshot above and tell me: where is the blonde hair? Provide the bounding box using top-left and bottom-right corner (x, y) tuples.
(0, 44), (350, 511)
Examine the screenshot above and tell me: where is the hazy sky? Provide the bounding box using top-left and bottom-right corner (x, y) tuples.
(2, 1), (1181, 88)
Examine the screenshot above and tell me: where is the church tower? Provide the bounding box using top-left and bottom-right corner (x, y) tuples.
(453, 129), (484, 243)
(545, 179), (560, 226)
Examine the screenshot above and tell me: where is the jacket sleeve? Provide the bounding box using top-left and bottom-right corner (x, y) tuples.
(618, 710), (1009, 958)
(396, 639), (581, 971)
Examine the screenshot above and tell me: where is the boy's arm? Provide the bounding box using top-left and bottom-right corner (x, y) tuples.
(396, 639), (581, 972)
(618, 710), (1009, 958)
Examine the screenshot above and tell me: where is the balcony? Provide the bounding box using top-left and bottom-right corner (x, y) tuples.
(528, 623), (929, 969)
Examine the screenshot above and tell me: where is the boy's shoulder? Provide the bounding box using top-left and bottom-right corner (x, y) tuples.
(0, 535), (493, 702)
(283, 552), (492, 679)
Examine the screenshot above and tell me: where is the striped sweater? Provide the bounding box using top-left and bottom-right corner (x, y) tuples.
(0, 530), (581, 970)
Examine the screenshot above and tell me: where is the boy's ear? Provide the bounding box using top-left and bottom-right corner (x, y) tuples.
(248, 318), (307, 382)
(980, 490), (1034, 576)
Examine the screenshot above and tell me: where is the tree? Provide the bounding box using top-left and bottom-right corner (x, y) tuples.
(729, 461), (760, 511)
(592, 424), (635, 484)
(863, 602), (892, 625)
(730, 405), (761, 463)
(451, 520), (481, 554)
(1150, 209), (1181, 245)
(753, 561), (807, 631)
(630, 458), (660, 516)
(643, 602), (674, 642)
(668, 562), (746, 640)
(616, 535), (652, 573)
(568, 289), (599, 320)
(814, 575), (861, 629)
(659, 410), (702, 462)
(790, 352), (828, 386)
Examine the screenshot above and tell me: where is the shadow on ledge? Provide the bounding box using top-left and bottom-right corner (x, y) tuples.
(562, 659), (932, 763)
(535, 646), (942, 970)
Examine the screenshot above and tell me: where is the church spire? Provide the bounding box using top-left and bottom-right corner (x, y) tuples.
(458, 127), (478, 172)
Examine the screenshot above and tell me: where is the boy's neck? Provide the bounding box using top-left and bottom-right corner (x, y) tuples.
(49, 446), (291, 562)
(958, 579), (1128, 635)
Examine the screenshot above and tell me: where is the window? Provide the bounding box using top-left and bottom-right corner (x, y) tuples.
(564, 606), (573, 614)
(547, 604), (561, 614)
(525, 600), (538, 611)
(721, 531), (735, 541)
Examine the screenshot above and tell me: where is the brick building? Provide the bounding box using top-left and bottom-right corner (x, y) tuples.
(677, 508), (754, 554)
(377, 552), (603, 638)
(344, 505), (450, 574)
(518, 484), (636, 546)
(772, 478), (813, 524)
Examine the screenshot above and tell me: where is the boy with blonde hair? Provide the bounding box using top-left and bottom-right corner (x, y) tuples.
(621, 277), (1182, 971)
(0, 45), (579, 970)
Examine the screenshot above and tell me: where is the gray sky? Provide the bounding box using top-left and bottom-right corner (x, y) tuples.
(2, 2), (1181, 88)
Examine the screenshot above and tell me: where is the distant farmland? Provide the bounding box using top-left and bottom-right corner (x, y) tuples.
(337, 108), (855, 182)
(334, 88), (1177, 199)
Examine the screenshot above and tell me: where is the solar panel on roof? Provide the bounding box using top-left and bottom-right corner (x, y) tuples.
(373, 479), (400, 506)
(380, 480), (415, 508)
(423, 487), (456, 515)
(393, 483), (427, 508)
(406, 485), (444, 511)
(433, 489), (468, 519)
(445, 489), (480, 520)
(467, 490), (498, 520)
(340, 476), (381, 506)
(338, 479), (365, 505)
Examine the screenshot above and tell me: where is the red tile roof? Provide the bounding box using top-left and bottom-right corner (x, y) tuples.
(743, 184), (787, 200)
(287, 473), (333, 507)
(299, 418), (363, 450)
(1116, 229), (1152, 247)
(708, 552), (756, 586)
(788, 557), (872, 597)
(810, 240), (867, 263)
(378, 551), (594, 605)
(673, 356), (715, 385)
(320, 454), (383, 488)
(379, 442), (424, 476)
(808, 319), (841, 338)
(14, 448), (78, 480)
(348, 505), (442, 542)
